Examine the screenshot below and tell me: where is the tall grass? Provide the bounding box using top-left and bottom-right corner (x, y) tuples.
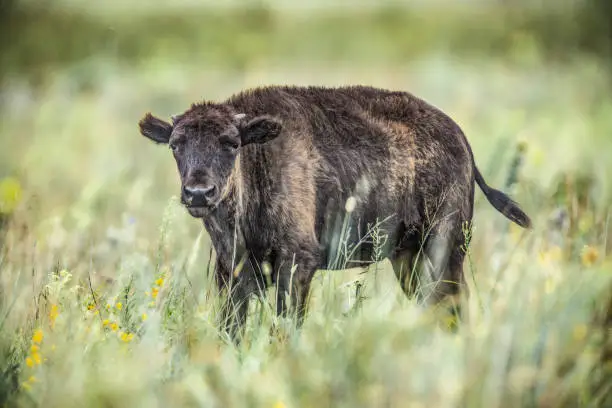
(1, 17), (611, 407)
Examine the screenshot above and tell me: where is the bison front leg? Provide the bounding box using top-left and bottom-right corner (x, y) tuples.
(215, 260), (252, 344)
(275, 248), (318, 328)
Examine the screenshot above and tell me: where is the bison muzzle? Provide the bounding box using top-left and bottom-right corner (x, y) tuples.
(138, 85), (531, 342)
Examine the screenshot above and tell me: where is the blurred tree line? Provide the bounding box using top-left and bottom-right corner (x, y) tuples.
(0, 0), (610, 88)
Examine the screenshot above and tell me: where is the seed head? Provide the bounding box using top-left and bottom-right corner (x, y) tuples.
(345, 196), (357, 213)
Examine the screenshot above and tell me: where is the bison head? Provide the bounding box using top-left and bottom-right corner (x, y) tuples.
(138, 104), (282, 218)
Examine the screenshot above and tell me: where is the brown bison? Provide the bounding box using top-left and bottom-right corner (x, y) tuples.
(138, 85), (531, 341)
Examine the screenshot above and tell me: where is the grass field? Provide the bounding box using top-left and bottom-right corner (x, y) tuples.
(1, 2), (611, 407)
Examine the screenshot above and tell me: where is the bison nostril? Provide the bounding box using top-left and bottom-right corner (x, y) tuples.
(182, 186), (193, 202)
(202, 185), (216, 198)
(183, 184), (217, 207)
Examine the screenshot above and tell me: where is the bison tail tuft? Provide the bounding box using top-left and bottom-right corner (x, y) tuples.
(474, 167), (532, 229)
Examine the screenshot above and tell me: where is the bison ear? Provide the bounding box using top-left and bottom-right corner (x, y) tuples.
(139, 113), (172, 144)
(238, 115), (282, 146)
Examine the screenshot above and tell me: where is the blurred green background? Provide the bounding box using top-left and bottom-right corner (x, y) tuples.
(1, 0), (611, 87)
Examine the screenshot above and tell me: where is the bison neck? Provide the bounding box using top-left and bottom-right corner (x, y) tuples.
(201, 195), (247, 273)
(200, 155), (273, 273)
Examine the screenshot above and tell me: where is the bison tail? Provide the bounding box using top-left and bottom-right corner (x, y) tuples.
(474, 166), (532, 229)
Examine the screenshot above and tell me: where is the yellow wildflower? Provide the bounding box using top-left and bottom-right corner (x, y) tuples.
(151, 287), (159, 299)
(0, 176), (23, 214)
(30, 345), (39, 354)
(110, 323), (119, 332)
(32, 329), (43, 344)
(120, 332), (134, 343)
(49, 304), (59, 318)
(105, 303), (111, 310)
(102, 319), (110, 326)
(32, 353), (42, 365)
(87, 303), (96, 311)
(444, 314), (458, 330)
(273, 401), (286, 408)
(581, 246), (599, 267)
(25, 357), (34, 368)
(49, 304), (59, 327)
(27, 376), (36, 384)
(141, 313), (148, 321)
(116, 302), (123, 311)
(155, 277), (164, 287)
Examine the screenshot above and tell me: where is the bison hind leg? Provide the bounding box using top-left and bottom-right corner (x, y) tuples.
(391, 218), (468, 310)
(390, 247), (420, 298)
(389, 223), (422, 298)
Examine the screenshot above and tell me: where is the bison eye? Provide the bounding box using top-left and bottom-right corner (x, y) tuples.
(169, 141), (182, 153)
(219, 136), (240, 150)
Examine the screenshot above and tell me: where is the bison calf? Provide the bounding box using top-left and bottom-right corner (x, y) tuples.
(138, 85), (531, 341)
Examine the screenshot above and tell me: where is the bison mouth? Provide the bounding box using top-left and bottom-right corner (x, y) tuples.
(184, 200), (225, 218)
(180, 193), (221, 219)
(181, 202), (216, 218)
(184, 205), (208, 218)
